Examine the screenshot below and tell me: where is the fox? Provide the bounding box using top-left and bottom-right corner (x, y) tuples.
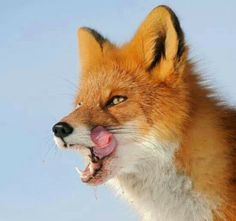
(52, 5), (236, 221)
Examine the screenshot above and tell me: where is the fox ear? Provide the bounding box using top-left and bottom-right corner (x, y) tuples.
(78, 27), (111, 72)
(128, 6), (187, 83)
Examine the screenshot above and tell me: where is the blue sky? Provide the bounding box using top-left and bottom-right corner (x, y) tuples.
(1, 1), (236, 221)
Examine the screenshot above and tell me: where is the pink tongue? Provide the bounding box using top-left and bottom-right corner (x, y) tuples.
(91, 126), (117, 158)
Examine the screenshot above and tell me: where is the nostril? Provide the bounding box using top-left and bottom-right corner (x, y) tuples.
(52, 122), (73, 138)
(53, 127), (58, 135)
(52, 126), (58, 134)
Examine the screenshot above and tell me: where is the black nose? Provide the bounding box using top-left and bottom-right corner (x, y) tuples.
(52, 122), (73, 138)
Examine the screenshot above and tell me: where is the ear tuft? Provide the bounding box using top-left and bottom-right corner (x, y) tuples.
(147, 34), (166, 72)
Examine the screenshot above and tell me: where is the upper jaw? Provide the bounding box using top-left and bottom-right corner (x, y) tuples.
(53, 125), (94, 154)
(53, 134), (119, 186)
(62, 127), (94, 147)
(54, 135), (92, 158)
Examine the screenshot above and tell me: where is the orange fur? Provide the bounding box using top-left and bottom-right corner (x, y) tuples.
(61, 5), (236, 220)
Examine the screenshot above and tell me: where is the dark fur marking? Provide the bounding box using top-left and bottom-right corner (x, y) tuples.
(147, 34), (166, 72)
(82, 27), (107, 50)
(164, 6), (185, 59)
(147, 6), (185, 71)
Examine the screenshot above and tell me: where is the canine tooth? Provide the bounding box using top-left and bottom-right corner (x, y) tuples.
(75, 167), (82, 175)
(89, 163), (95, 174)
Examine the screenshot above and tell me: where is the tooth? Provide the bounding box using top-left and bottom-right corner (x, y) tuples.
(75, 167), (82, 175)
(89, 164), (94, 174)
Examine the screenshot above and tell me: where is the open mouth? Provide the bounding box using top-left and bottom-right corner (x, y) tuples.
(73, 126), (118, 186)
(75, 147), (115, 185)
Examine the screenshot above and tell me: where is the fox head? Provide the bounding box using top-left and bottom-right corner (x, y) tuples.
(53, 5), (190, 185)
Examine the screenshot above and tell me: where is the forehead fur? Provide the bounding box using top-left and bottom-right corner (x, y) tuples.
(77, 60), (150, 99)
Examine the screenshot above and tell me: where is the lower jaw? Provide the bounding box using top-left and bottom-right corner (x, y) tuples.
(73, 144), (117, 186)
(79, 155), (114, 186)
(82, 169), (109, 186)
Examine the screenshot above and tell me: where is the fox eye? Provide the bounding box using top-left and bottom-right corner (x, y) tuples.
(106, 96), (127, 108)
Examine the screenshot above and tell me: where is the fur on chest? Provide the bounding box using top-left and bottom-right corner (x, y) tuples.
(109, 142), (216, 221)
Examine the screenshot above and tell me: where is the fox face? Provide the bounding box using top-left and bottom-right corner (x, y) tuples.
(53, 6), (189, 186)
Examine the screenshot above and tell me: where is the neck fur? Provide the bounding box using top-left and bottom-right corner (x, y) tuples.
(109, 140), (215, 221)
